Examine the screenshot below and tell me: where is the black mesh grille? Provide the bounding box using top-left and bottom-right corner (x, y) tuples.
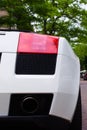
(15, 53), (57, 75)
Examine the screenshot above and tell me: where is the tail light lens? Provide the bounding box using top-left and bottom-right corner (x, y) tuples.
(17, 33), (59, 54)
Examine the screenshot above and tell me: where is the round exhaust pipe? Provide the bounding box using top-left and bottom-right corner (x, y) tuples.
(21, 97), (39, 114)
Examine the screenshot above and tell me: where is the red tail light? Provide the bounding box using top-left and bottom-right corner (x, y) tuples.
(17, 33), (59, 54)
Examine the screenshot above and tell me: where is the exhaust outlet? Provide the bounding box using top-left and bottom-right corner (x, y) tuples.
(9, 94), (53, 116)
(21, 97), (39, 114)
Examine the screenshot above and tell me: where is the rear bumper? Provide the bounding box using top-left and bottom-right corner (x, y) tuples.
(0, 115), (70, 130)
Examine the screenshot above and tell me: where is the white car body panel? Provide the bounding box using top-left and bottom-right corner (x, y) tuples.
(0, 32), (19, 53)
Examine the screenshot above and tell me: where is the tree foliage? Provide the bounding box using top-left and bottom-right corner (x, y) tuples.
(74, 44), (87, 70)
(0, 0), (87, 42)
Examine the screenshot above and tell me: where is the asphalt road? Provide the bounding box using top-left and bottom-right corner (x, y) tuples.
(80, 79), (87, 130)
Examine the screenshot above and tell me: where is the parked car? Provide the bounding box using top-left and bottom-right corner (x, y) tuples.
(80, 70), (86, 78)
(83, 71), (87, 80)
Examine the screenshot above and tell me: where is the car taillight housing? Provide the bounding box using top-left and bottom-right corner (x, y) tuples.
(17, 33), (59, 54)
(16, 33), (59, 75)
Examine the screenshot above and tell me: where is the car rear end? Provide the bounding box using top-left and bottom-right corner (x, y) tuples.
(0, 31), (81, 130)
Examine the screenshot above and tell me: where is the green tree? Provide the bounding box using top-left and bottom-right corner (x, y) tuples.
(0, 0), (87, 44)
(80, 9), (87, 44)
(26, 0), (87, 44)
(74, 44), (87, 70)
(0, 0), (34, 30)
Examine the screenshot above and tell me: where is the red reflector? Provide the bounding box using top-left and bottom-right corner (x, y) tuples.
(17, 33), (59, 54)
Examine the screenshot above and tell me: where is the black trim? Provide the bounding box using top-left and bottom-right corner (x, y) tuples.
(0, 53), (2, 62)
(0, 115), (70, 130)
(15, 53), (57, 75)
(0, 29), (31, 32)
(9, 94), (53, 116)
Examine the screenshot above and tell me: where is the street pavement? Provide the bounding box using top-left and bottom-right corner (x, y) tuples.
(80, 79), (87, 130)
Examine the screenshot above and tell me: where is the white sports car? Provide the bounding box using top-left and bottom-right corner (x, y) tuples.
(0, 31), (81, 130)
